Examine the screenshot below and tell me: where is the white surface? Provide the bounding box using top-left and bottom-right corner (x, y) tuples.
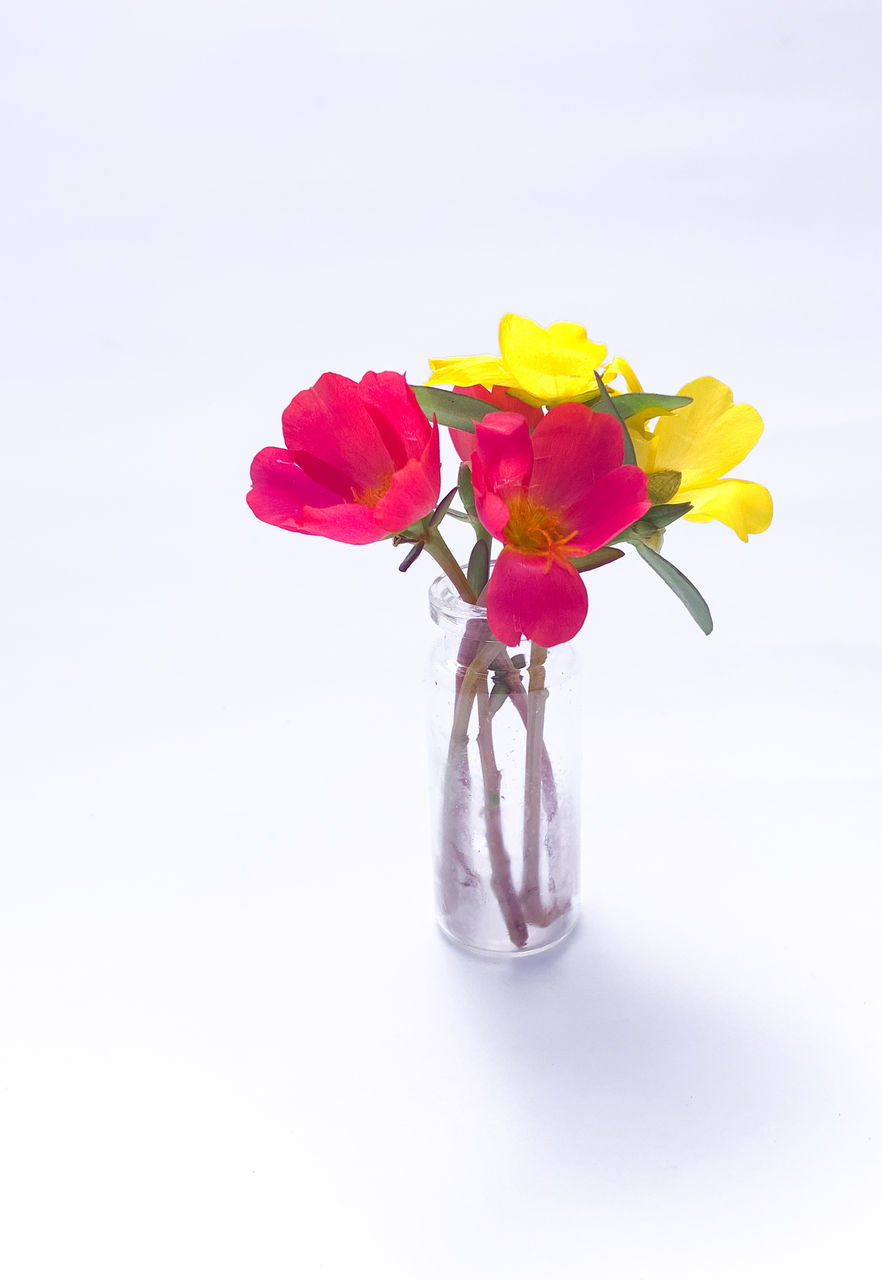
(2, 2), (880, 1276)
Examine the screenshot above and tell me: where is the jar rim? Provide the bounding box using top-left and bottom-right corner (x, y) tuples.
(428, 572), (487, 626)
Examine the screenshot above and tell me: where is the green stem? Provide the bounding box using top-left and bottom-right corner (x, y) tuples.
(424, 528), (478, 604)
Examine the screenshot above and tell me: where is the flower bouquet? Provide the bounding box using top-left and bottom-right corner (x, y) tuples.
(248, 314), (771, 955)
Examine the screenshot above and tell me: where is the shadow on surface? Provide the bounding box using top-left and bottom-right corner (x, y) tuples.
(443, 919), (830, 1183)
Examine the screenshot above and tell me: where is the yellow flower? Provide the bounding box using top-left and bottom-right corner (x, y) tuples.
(427, 313), (641, 405)
(629, 377), (772, 541)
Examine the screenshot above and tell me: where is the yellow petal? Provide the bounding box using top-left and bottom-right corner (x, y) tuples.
(626, 407), (669, 435)
(651, 377), (763, 487)
(626, 424), (654, 473)
(426, 355), (508, 388)
(680, 479), (773, 541)
(498, 313), (607, 403)
(604, 355), (643, 393)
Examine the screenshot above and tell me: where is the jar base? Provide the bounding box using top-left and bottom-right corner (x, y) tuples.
(437, 910), (579, 959)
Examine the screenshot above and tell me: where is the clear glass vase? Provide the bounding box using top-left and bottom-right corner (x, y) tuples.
(427, 574), (581, 956)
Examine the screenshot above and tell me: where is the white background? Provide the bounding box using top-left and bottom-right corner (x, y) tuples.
(2, 1), (880, 1276)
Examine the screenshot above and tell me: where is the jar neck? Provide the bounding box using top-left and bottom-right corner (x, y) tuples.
(428, 572), (488, 633)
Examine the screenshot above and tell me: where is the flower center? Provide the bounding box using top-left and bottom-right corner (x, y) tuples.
(504, 494), (579, 561)
(351, 474), (392, 506)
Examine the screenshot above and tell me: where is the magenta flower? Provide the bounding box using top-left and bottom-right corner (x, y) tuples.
(471, 404), (651, 646)
(449, 384), (545, 462)
(248, 371), (441, 544)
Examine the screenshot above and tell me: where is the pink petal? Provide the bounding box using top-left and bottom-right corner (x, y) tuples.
(449, 425), (476, 463)
(528, 404), (623, 511)
(470, 452), (511, 541)
(282, 372), (395, 490)
(247, 447), (384, 544)
(454, 385), (545, 431)
(373, 418), (441, 532)
(564, 466), (651, 553)
(359, 371), (432, 465)
(288, 451), (361, 498)
(450, 387), (544, 462)
(486, 549), (589, 647)
(298, 502), (388, 545)
(248, 446), (343, 522)
(423, 413), (442, 490)
(453, 391), (542, 468)
(474, 412), (534, 499)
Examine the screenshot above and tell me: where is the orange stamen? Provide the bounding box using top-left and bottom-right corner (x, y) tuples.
(351, 473), (393, 506)
(503, 495), (585, 571)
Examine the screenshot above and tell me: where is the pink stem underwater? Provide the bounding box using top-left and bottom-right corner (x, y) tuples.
(476, 680), (528, 948)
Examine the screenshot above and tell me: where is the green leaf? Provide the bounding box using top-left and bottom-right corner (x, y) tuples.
(393, 517), (430, 542)
(458, 462), (493, 548)
(411, 385), (494, 432)
(630, 540), (713, 635)
(592, 370), (636, 465)
(604, 392), (692, 422)
(488, 681), (509, 716)
(398, 541), (424, 573)
(428, 486), (458, 528)
(631, 502), (693, 535)
(458, 462), (478, 520)
(467, 539), (490, 597)
(570, 546), (626, 574)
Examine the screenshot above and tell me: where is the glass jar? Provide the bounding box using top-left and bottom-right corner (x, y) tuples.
(427, 574), (581, 956)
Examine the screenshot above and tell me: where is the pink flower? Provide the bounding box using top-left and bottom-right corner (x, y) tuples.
(471, 404), (651, 646)
(449, 384), (544, 462)
(247, 371), (441, 544)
